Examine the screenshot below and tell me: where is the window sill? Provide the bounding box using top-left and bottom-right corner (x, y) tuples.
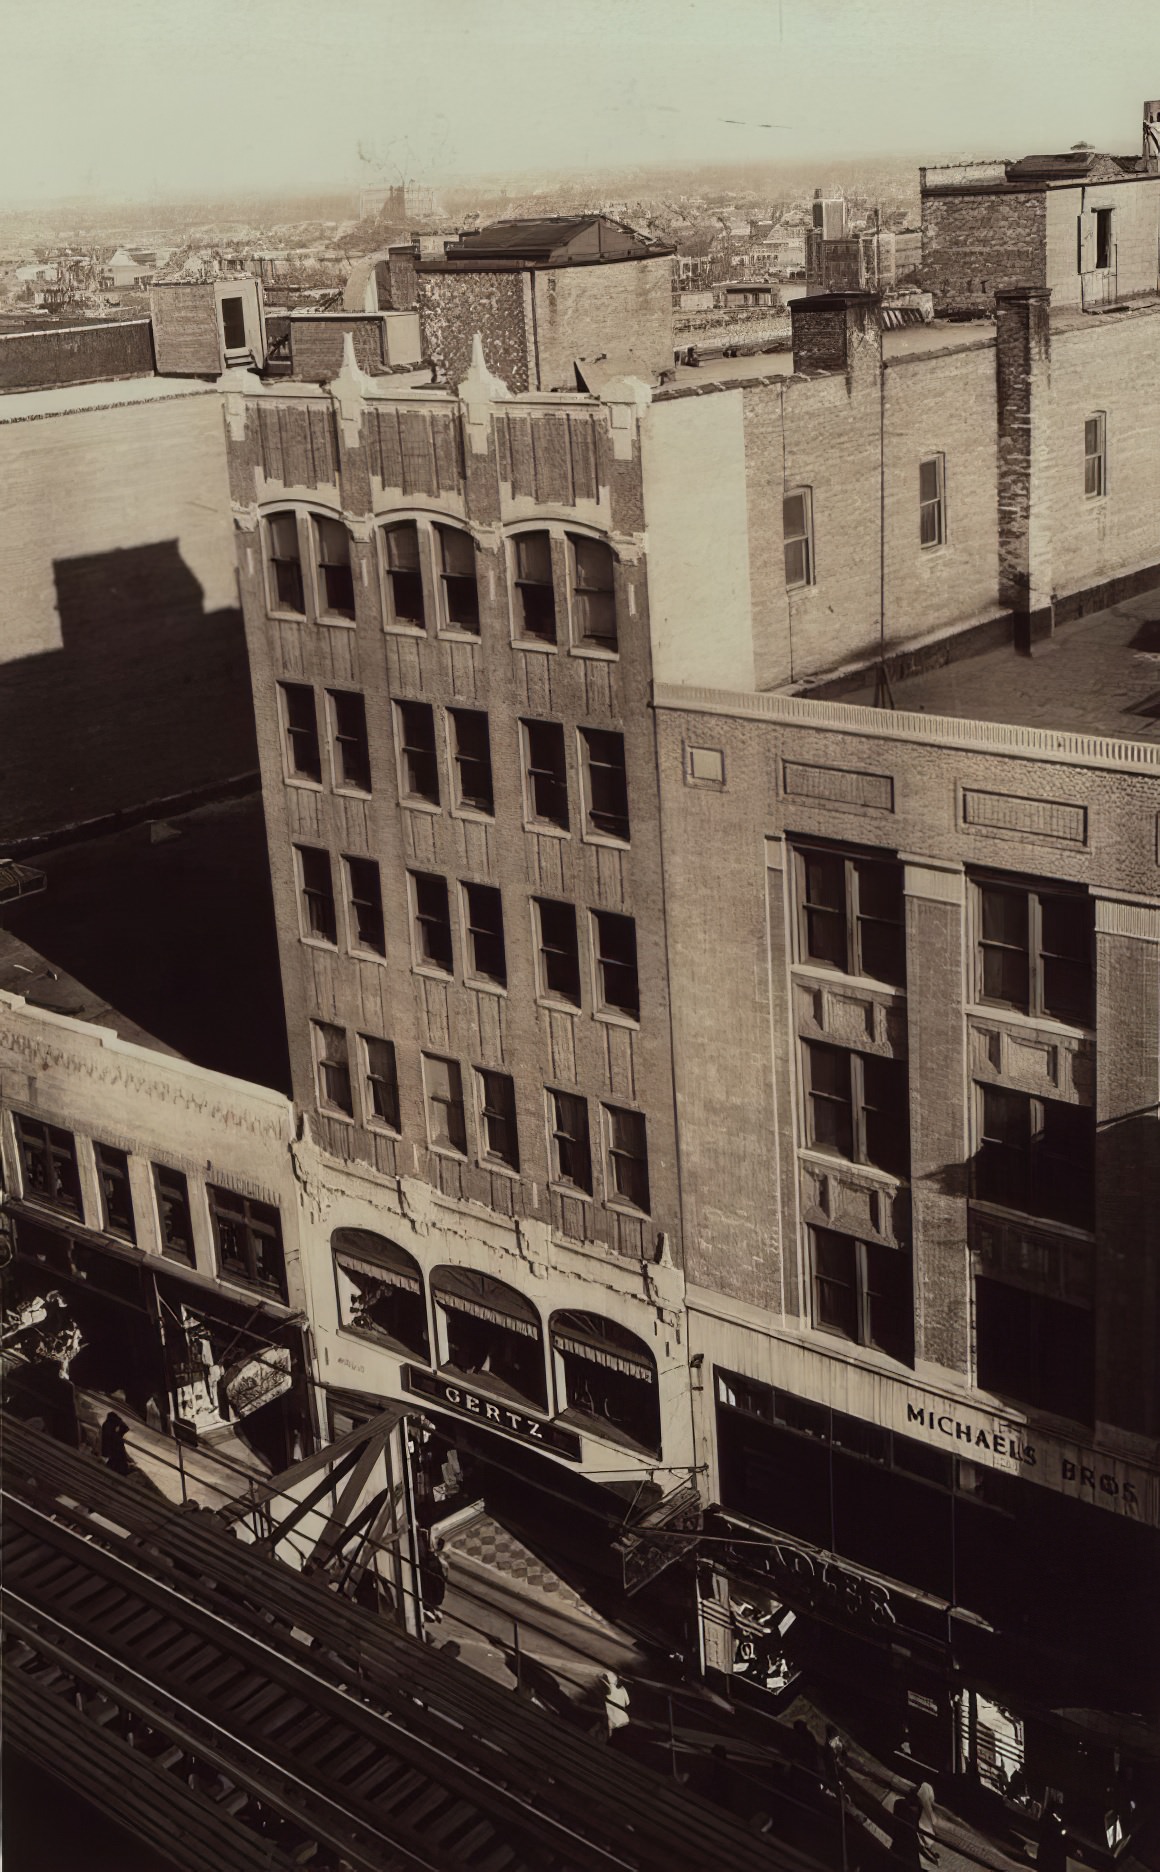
(318, 616), (358, 631)
(785, 582), (818, 599)
(479, 1157), (520, 1180)
(435, 629), (482, 645)
(809, 1318), (914, 1371)
(536, 996), (581, 1017)
(549, 1181), (593, 1204)
(792, 961), (906, 999)
(450, 806), (496, 827)
(384, 623), (428, 638)
(465, 977), (507, 997)
(267, 608), (308, 625)
(320, 1108), (356, 1126)
(968, 1198), (1095, 1244)
(605, 1198), (651, 1222)
(426, 1144), (468, 1163)
(299, 935), (340, 954)
(16, 1193), (85, 1225)
(581, 830), (631, 853)
(798, 1146), (904, 1192)
(333, 786), (373, 802)
(569, 644), (619, 662)
(512, 636), (558, 655)
(365, 1120), (402, 1138)
(523, 821), (571, 841)
(413, 964), (455, 985)
(285, 776), (325, 793)
(594, 1008), (641, 1032)
(400, 798), (442, 815)
(967, 1002), (1093, 1042)
(349, 947), (388, 966)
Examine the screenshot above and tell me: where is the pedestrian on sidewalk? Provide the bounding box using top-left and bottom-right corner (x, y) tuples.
(100, 1410), (132, 1476)
(421, 1536), (448, 1624)
(598, 1669), (631, 1744)
(889, 1789), (926, 1871)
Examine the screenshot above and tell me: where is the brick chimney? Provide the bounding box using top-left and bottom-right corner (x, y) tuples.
(789, 291), (881, 379)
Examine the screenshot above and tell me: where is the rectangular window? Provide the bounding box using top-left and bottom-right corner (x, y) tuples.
(534, 897), (581, 1004)
(208, 1186), (286, 1298)
(94, 1142), (134, 1238)
(513, 532), (557, 642)
(975, 880), (1092, 1025)
(296, 846), (337, 944)
(1084, 413), (1106, 499)
(549, 1089), (592, 1193)
(448, 708), (493, 814)
(796, 845), (905, 986)
(411, 871), (453, 974)
(395, 700), (440, 805)
(315, 517), (356, 620)
(804, 1042), (910, 1178)
(812, 1228), (913, 1364)
(344, 855), (385, 956)
(362, 1035), (400, 1131)
(1094, 207), (1113, 272)
(423, 1054), (467, 1155)
(523, 719), (569, 829)
(462, 882), (506, 987)
(604, 1105), (650, 1211)
(976, 1277), (1094, 1423)
(328, 690), (371, 793)
(570, 536), (617, 649)
(220, 294), (247, 350)
(267, 512), (305, 614)
(436, 526), (480, 633)
(919, 454), (945, 548)
(313, 1020), (353, 1117)
(592, 910), (640, 1020)
(783, 489), (814, 589)
(974, 1086), (1094, 1229)
(279, 683), (322, 784)
(383, 522), (425, 628)
(153, 1164), (194, 1263)
(580, 728), (629, 842)
(476, 1069), (519, 1170)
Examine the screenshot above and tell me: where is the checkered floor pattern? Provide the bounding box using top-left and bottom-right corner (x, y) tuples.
(445, 1515), (607, 1624)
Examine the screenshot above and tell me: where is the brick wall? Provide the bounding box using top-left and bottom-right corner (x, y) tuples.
(149, 283), (223, 376)
(1045, 177), (1160, 308)
(530, 256), (674, 390)
(0, 320), (155, 393)
(921, 188), (1046, 312)
(289, 315), (388, 381)
(418, 270), (533, 390)
(653, 689), (1160, 1434)
(0, 389), (256, 846)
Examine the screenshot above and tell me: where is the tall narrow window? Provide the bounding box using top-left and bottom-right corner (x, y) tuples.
(315, 517), (356, 619)
(1094, 207), (1113, 272)
(974, 1086), (1094, 1229)
(344, 856), (385, 956)
(604, 1105), (650, 1212)
(919, 455), (945, 548)
(411, 872), (453, 974)
(570, 536), (617, 649)
(297, 846), (337, 944)
(783, 489), (814, 589)
(153, 1164), (194, 1263)
(424, 1054), (467, 1155)
(592, 910), (640, 1020)
(361, 1036), (400, 1131)
(395, 701), (440, 805)
(975, 1278), (1093, 1423)
(513, 532), (557, 642)
(462, 882), (506, 987)
(476, 1069), (519, 1170)
(14, 1115), (82, 1215)
(580, 729), (629, 842)
(1084, 414), (1106, 498)
(804, 1042), (909, 1179)
(267, 511), (305, 614)
(449, 709), (493, 814)
(383, 522), (425, 628)
(523, 719), (569, 829)
(313, 1021), (354, 1117)
(795, 845), (905, 988)
(329, 690), (372, 792)
(209, 1186), (286, 1298)
(549, 1090), (592, 1193)
(535, 898), (581, 1005)
(279, 683), (322, 783)
(94, 1142), (134, 1238)
(436, 526), (480, 633)
(975, 880), (1092, 1025)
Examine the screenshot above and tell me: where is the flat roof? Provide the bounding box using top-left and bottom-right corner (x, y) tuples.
(835, 592), (1160, 741)
(658, 318), (994, 394)
(0, 931), (181, 1055)
(0, 375), (214, 424)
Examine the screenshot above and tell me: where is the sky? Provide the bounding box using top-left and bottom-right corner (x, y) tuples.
(2, 0), (1159, 204)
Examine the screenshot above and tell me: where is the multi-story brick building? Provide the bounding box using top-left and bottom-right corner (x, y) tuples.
(217, 119), (1160, 1833)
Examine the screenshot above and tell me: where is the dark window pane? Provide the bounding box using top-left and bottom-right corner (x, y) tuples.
(280, 683), (321, 782)
(298, 846), (337, 944)
(581, 729), (629, 841)
(814, 1229), (858, 1339)
(550, 1090), (591, 1192)
(450, 709), (493, 813)
(384, 523), (425, 627)
(864, 1241), (913, 1362)
(536, 898), (580, 1004)
(345, 856), (385, 955)
(412, 873), (453, 973)
(524, 719), (569, 829)
(314, 1021), (353, 1116)
(438, 526), (480, 632)
(919, 458), (941, 504)
(396, 701), (440, 804)
(330, 690), (371, 792)
(982, 943), (1030, 1007)
(363, 1036), (400, 1130)
(1036, 1101), (1095, 1229)
(464, 882), (506, 986)
(975, 1085), (1031, 1210)
(95, 1143), (134, 1238)
(571, 536), (617, 648)
(268, 512), (305, 614)
(221, 295), (246, 349)
(514, 532), (557, 642)
(801, 851), (847, 969)
(606, 1105), (649, 1210)
(806, 1043), (854, 1158)
(424, 1055), (466, 1154)
(316, 517), (356, 619)
(478, 1070), (519, 1170)
(861, 1054), (910, 1177)
(594, 910), (639, 1019)
(855, 858), (904, 984)
(976, 1277), (1093, 1423)
(981, 885), (1029, 948)
(153, 1165), (194, 1262)
(1040, 894), (1092, 1024)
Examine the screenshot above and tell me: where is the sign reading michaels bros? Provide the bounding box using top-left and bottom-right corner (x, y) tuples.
(903, 1396), (1156, 1523)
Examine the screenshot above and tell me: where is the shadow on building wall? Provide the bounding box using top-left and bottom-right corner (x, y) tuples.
(0, 540), (258, 851)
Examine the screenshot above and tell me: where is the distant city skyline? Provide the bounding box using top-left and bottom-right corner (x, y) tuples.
(2, 0), (1157, 207)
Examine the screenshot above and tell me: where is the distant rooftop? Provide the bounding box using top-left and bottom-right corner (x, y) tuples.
(835, 592), (1160, 742)
(0, 931), (180, 1056)
(420, 215), (673, 269)
(923, 151), (1149, 192)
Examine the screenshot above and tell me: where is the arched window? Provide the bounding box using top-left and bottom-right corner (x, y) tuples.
(377, 518), (480, 636)
(551, 1310), (660, 1455)
(263, 509), (356, 624)
(430, 1267), (545, 1410)
(568, 535), (617, 650)
(332, 1229), (428, 1360)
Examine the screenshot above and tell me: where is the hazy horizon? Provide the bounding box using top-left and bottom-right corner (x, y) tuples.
(2, 0), (1158, 209)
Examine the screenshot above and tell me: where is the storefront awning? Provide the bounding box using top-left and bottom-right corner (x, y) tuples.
(334, 1249), (422, 1294)
(431, 1267), (540, 1339)
(552, 1328), (655, 1381)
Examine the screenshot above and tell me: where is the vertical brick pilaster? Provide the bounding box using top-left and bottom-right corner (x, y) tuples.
(995, 286), (1054, 651)
(764, 834), (798, 1321)
(904, 859), (970, 1378)
(1093, 896), (1160, 1435)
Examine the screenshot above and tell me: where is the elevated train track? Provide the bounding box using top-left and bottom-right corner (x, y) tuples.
(1, 1415), (811, 1872)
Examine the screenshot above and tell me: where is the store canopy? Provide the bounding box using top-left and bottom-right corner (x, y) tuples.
(332, 1228), (422, 1294)
(550, 1310), (656, 1382)
(430, 1267), (541, 1339)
